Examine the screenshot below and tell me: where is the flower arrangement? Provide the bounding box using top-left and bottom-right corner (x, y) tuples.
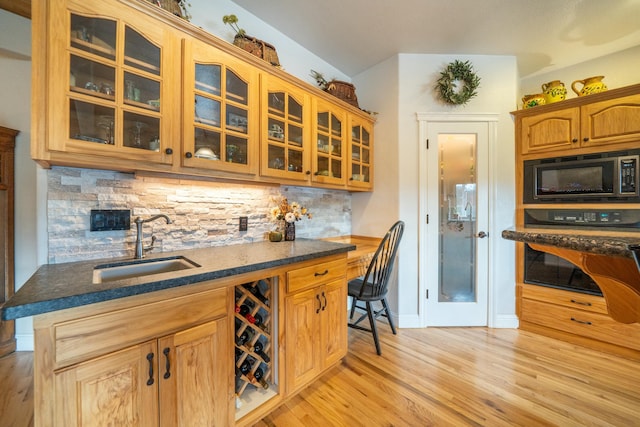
(269, 197), (312, 223)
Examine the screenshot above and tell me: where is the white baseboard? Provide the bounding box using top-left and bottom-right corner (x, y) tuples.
(397, 314), (422, 328)
(490, 314), (519, 329)
(16, 334), (34, 351)
(396, 313), (519, 329)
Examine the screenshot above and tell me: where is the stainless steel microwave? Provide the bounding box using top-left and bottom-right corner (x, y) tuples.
(523, 150), (639, 203)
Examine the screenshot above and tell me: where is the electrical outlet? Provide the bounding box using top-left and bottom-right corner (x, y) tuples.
(239, 216), (248, 231)
(90, 209), (131, 231)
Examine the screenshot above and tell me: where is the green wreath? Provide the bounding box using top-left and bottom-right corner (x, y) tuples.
(435, 60), (481, 105)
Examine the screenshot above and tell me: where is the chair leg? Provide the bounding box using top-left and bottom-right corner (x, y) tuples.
(366, 301), (381, 355)
(381, 298), (396, 335)
(349, 296), (358, 320)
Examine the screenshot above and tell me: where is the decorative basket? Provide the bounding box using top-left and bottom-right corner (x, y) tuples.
(326, 80), (359, 108)
(233, 34), (280, 67)
(147, 0), (183, 18)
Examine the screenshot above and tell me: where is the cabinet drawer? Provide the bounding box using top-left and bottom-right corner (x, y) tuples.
(521, 284), (608, 314)
(287, 258), (346, 294)
(521, 298), (640, 351)
(54, 287), (227, 368)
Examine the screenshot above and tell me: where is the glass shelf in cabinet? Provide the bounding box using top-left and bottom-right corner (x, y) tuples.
(226, 70), (248, 105)
(69, 100), (115, 145)
(195, 65), (221, 97)
(70, 15), (116, 60)
(226, 106), (248, 134)
(268, 92), (285, 115)
(123, 111), (160, 151)
(124, 26), (160, 76)
(123, 72), (161, 111)
(194, 128), (221, 160)
(195, 95), (221, 128)
(225, 136), (248, 164)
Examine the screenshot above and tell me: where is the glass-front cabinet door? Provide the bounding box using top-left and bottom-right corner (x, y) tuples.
(47, 1), (178, 164)
(261, 75), (311, 181)
(182, 39), (258, 174)
(312, 99), (345, 186)
(347, 116), (373, 190)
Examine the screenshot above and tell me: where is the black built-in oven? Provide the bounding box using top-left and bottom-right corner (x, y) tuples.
(523, 208), (640, 295)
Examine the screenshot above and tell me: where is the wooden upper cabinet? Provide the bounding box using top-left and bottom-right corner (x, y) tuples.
(347, 115), (373, 190)
(520, 107), (580, 155)
(312, 98), (346, 186)
(260, 74), (311, 181)
(581, 94), (640, 147)
(516, 87), (640, 157)
(182, 38), (259, 175)
(31, 0), (375, 191)
(33, 0), (181, 169)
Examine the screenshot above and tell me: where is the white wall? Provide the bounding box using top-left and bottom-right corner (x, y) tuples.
(520, 45), (640, 102)
(0, 10), (40, 349)
(353, 54), (518, 327)
(188, 0), (350, 86)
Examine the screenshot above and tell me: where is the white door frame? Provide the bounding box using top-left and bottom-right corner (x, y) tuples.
(416, 113), (499, 328)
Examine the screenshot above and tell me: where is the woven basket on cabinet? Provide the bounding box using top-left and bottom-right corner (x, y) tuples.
(147, 0), (183, 18)
(233, 34), (281, 67)
(326, 80), (359, 108)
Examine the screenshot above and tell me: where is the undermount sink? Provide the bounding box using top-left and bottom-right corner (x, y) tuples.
(93, 256), (200, 284)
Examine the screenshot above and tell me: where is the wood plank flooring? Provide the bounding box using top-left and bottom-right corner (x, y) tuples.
(2, 326), (639, 426)
(256, 327), (640, 426)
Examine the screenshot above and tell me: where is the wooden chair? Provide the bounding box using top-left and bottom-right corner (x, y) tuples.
(348, 221), (405, 355)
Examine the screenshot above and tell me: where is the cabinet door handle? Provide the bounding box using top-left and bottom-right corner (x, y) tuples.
(314, 269), (329, 277)
(321, 291), (327, 311)
(316, 294), (321, 313)
(570, 317), (592, 325)
(146, 352), (155, 386)
(185, 152), (193, 158)
(572, 138), (578, 143)
(570, 299), (592, 307)
(165, 148), (173, 155)
(583, 137), (589, 142)
(163, 347), (171, 379)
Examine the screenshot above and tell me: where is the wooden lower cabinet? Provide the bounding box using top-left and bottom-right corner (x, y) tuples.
(519, 284), (640, 358)
(54, 318), (228, 426)
(284, 255), (348, 396)
(34, 285), (232, 427)
(284, 279), (347, 394)
(33, 256), (350, 426)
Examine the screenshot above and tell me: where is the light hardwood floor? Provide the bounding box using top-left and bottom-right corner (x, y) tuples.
(2, 326), (639, 426)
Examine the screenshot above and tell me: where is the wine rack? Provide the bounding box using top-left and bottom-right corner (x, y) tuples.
(234, 278), (274, 398)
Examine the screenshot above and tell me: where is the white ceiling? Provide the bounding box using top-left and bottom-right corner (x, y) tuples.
(231, 0), (640, 78)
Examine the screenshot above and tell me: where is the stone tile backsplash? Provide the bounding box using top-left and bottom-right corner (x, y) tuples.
(47, 167), (352, 264)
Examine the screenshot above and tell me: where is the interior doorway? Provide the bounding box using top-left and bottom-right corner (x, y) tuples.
(417, 114), (498, 327)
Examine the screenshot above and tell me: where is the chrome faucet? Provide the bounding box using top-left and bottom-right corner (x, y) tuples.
(134, 214), (172, 259)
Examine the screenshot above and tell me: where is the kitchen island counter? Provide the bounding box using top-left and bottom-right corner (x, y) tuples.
(1, 239), (355, 320)
(501, 228), (640, 259)
(502, 228), (640, 324)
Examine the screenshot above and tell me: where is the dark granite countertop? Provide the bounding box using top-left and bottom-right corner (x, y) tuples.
(501, 229), (640, 258)
(1, 239), (355, 321)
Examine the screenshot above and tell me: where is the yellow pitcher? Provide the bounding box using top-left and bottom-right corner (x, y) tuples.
(541, 80), (567, 103)
(522, 94), (546, 109)
(571, 76), (607, 96)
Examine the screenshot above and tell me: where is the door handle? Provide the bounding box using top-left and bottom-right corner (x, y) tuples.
(475, 231), (488, 238)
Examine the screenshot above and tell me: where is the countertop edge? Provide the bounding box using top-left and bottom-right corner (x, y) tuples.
(2, 240), (356, 320)
(501, 229), (639, 258)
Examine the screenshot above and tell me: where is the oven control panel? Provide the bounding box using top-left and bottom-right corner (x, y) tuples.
(524, 208), (640, 230)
